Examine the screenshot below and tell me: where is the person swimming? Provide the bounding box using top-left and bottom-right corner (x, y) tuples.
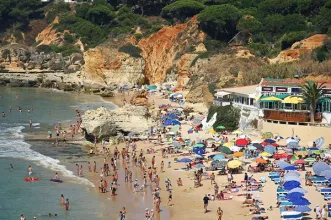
(55, 172), (59, 180)
(28, 166), (33, 176)
(1, 112), (5, 117)
(10, 164), (13, 170)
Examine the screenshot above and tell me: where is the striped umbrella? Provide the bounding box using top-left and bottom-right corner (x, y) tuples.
(315, 137), (324, 148)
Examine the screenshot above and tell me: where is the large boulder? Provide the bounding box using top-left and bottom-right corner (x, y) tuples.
(81, 105), (153, 139)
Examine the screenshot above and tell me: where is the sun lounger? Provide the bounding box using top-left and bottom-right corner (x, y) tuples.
(281, 211), (302, 220)
(324, 194), (331, 200)
(279, 201), (293, 207)
(268, 172), (280, 177)
(319, 188), (331, 195)
(277, 188), (288, 195)
(312, 177), (327, 185)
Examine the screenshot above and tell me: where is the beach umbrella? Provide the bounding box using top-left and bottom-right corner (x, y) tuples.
(288, 155), (298, 161)
(271, 142), (279, 147)
(274, 153), (288, 159)
(227, 159), (242, 169)
(287, 142), (299, 149)
(193, 147), (205, 155)
(309, 147), (319, 151)
(283, 181), (301, 190)
(177, 158), (192, 163)
(264, 139), (276, 144)
(255, 158), (267, 164)
(304, 158), (316, 163)
(233, 130), (242, 134)
(295, 151), (308, 157)
(262, 132), (273, 139)
(289, 197), (311, 206)
(236, 139), (248, 146)
(313, 162), (331, 176)
(222, 142), (232, 148)
(315, 137), (324, 148)
(274, 135), (284, 140)
(216, 125), (225, 129)
(219, 146), (232, 154)
(294, 160), (306, 165)
(213, 154), (225, 161)
(310, 150), (321, 155)
(260, 152), (272, 157)
(194, 154), (203, 159)
(284, 175), (301, 182)
(288, 188), (308, 194)
(248, 145), (257, 150)
(172, 141), (182, 149)
(276, 161), (292, 169)
(283, 166), (298, 171)
(194, 163), (205, 168)
(285, 192), (304, 200)
(320, 170), (331, 178)
(294, 206), (311, 213)
(193, 143), (205, 148)
(252, 143), (263, 151)
(230, 146), (241, 152)
(233, 152), (244, 157)
(286, 138), (297, 144)
(285, 171), (300, 177)
(264, 145), (276, 154)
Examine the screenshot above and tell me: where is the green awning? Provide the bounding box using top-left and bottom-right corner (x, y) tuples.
(319, 97), (331, 103)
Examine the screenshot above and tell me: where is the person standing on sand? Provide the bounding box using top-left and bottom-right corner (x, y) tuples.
(217, 207), (223, 220)
(160, 161), (164, 173)
(60, 194), (64, 205)
(152, 156), (155, 168)
(203, 194), (210, 213)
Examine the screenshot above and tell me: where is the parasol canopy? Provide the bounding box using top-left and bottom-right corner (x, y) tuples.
(288, 187), (308, 194)
(213, 154), (225, 161)
(313, 162), (331, 176)
(283, 180), (301, 190)
(236, 139), (248, 146)
(255, 158), (267, 164)
(264, 139), (276, 144)
(315, 137), (324, 148)
(264, 145), (276, 154)
(233, 152), (244, 157)
(260, 152), (272, 157)
(227, 159), (243, 169)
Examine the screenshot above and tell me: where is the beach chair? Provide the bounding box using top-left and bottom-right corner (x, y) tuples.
(319, 188), (331, 195)
(277, 188), (288, 195)
(279, 201), (293, 207)
(268, 172), (280, 177)
(324, 194), (331, 200)
(281, 211), (302, 220)
(312, 177), (327, 185)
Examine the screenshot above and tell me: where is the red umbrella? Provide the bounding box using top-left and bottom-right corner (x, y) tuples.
(294, 159), (306, 165)
(273, 153), (288, 159)
(271, 143), (279, 147)
(260, 142), (268, 146)
(236, 139), (248, 146)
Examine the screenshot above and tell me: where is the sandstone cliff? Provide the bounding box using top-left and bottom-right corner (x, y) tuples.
(81, 105), (153, 139)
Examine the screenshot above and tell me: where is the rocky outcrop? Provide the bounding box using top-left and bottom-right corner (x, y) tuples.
(269, 34), (328, 64)
(130, 90), (150, 106)
(138, 16), (205, 84)
(82, 47), (145, 87)
(81, 105), (153, 139)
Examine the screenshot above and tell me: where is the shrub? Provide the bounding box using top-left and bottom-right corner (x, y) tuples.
(190, 52), (210, 67)
(248, 42), (269, 57)
(118, 43), (142, 58)
(64, 33), (76, 44)
(207, 105), (241, 131)
(281, 31), (306, 50)
(36, 45), (53, 53)
(50, 45), (80, 57)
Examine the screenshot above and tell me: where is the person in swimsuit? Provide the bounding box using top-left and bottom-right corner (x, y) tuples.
(28, 166), (33, 176)
(60, 194), (64, 204)
(55, 172), (59, 179)
(217, 207), (223, 220)
(65, 199), (69, 211)
(10, 164), (13, 170)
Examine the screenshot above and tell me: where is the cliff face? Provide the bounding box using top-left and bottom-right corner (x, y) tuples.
(82, 47), (145, 87)
(270, 34), (328, 64)
(138, 16), (205, 84)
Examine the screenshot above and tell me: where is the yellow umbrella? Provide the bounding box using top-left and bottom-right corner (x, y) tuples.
(233, 152), (244, 157)
(209, 128), (216, 134)
(261, 96), (282, 101)
(223, 142), (232, 148)
(227, 159), (243, 169)
(233, 130), (242, 134)
(295, 151), (308, 156)
(282, 96), (305, 104)
(260, 152), (272, 157)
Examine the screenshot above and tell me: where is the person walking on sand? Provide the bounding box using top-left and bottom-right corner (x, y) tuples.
(203, 194), (210, 213)
(217, 207), (223, 220)
(167, 190), (173, 206)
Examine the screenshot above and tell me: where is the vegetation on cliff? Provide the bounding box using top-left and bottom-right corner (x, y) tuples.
(207, 105), (240, 131)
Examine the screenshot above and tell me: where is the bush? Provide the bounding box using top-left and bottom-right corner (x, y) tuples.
(190, 52), (210, 67)
(118, 43), (142, 58)
(64, 33), (76, 44)
(207, 105), (241, 131)
(203, 39), (225, 53)
(281, 31), (307, 50)
(36, 45), (53, 53)
(248, 42), (269, 57)
(50, 45), (80, 57)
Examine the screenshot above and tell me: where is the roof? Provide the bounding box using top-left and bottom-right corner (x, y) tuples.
(216, 85), (257, 96)
(261, 78), (331, 88)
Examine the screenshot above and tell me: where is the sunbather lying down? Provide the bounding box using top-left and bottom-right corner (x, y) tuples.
(251, 216), (268, 220)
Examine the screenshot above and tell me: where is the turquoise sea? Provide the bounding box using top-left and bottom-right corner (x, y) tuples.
(0, 87), (116, 220)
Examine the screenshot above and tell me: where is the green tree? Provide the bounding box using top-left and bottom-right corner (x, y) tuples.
(262, 14), (285, 39)
(258, 0), (298, 16)
(301, 81), (325, 122)
(198, 4), (242, 41)
(86, 5), (116, 26)
(161, 0), (205, 22)
(237, 16), (261, 35)
(313, 2), (331, 33)
(75, 3), (92, 19)
(207, 105), (241, 131)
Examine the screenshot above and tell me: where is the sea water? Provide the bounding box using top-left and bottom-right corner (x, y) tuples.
(0, 87), (116, 220)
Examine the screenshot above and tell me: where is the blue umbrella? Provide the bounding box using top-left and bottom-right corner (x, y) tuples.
(309, 147), (319, 151)
(172, 120), (181, 125)
(264, 139), (276, 144)
(320, 170), (331, 178)
(290, 197), (311, 206)
(213, 154), (225, 161)
(194, 163), (205, 168)
(276, 161), (292, 169)
(194, 154), (203, 159)
(248, 145), (257, 150)
(313, 162), (331, 176)
(283, 166), (298, 171)
(264, 145), (276, 154)
(177, 158), (192, 163)
(315, 137), (324, 148)
(252, 143), (263, 151)
(283, 181), (301, 190)
(285, 192), (304, 200)
(285, 171), (300, 177)
(294, 206), (311, 213)
(287, 142), (299, 149)
(288, 187), (308, 194)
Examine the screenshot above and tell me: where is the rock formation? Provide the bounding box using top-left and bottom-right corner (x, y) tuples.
(138, 15), (205, 84)
(269, 34), (328, 64)
(130, 90), (150, 106)
(81, 105), (153, 139)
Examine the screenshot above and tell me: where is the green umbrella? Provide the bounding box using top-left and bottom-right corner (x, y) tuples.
(216, 125), (225, 129)
(304, 158), (316, 162)
(219, 146), (232, 154)
(194, 143), (205, 148)
(311, 150), (321, 155)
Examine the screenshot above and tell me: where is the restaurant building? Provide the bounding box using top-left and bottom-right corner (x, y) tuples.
(214, 78), (331, 126)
